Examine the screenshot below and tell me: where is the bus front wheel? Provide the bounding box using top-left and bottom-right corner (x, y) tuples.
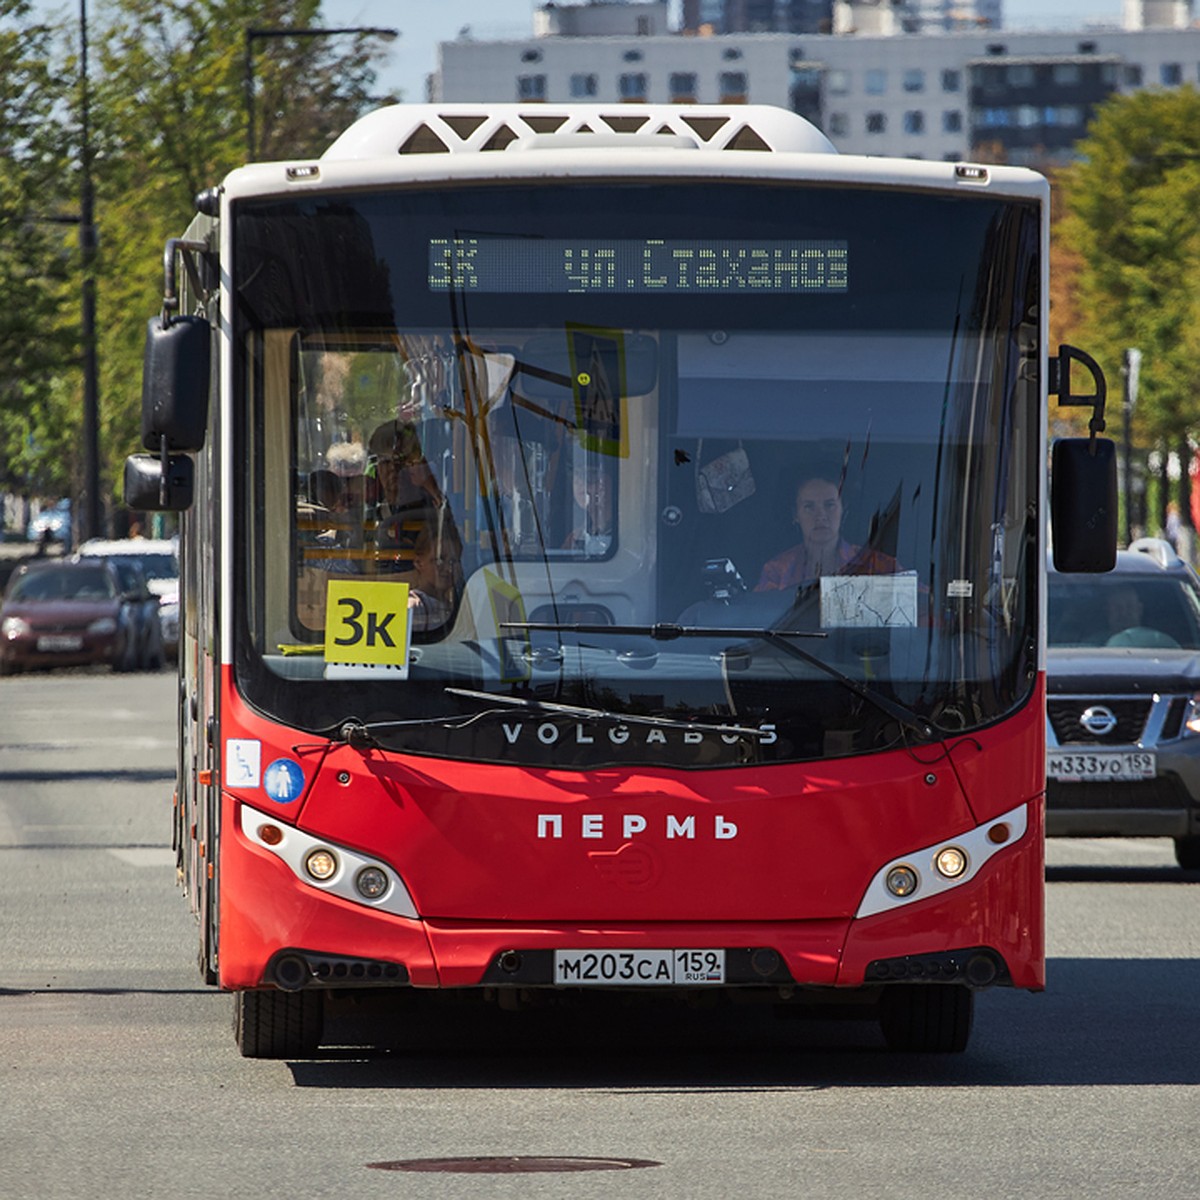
(233, 988), (324, 1059)
(878, 984), (973, 1053)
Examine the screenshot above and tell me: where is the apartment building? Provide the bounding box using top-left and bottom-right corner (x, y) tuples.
(432, 0), (1200, 163)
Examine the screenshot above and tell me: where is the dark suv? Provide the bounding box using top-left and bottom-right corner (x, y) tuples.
(1047, 539), (1200, 868)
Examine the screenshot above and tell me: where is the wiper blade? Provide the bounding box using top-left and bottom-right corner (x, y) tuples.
(503, 620), (825, 641)
(444, 686), (764, 738)
(503, 620), (934, 741)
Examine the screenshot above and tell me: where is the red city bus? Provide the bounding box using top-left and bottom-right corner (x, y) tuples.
(126, 104), (1115, 1057)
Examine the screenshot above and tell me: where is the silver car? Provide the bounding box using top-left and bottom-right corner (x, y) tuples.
(1046, 539), (1200, 869)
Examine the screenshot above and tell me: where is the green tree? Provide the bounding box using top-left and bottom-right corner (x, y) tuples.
(2, 0), (397, 530)
(88, 0), (397, 518)
(0, 1), (79, 505)
(1061, 87), (1200, 523)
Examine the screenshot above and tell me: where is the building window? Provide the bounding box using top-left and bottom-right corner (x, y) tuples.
(1052, 63), (1081, 85)
(719, 70), (748, 101)
(623, 49), (643, 62)
(520, 49), (542, 63)
(943, 109), (962, 132)
(570, 73), (598, 98)
(978, 107), (1011, 128)
(619, 72), (648, 100)
(942, 69), (961, 92)
(866, 111), (887, 133)
(828, 112), (849, 136)
(1017, 104), (1040, 127)
(828, 68), (850, 95)
(1008, 64), (1035, 87)
(865, 68), (886, 95)
(669, 72), (698, 102)
(517, 74), (546, 101)
(903, 69), (925, 93)
(903, 110), (925, 134)
(636, 16), (651, 34)
(723, 47), (743, 60)
(1124, 64), (1143, 86)
(1162, 62), (1183, 85)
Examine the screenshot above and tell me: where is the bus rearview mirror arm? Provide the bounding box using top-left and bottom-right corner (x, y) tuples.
(1049, 344), (1106, 445)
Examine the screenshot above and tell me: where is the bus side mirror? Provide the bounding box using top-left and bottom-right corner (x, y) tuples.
(1051, 437), (1117, 572)
(124, 452), (195, 512)
(142, 315), (210, 452)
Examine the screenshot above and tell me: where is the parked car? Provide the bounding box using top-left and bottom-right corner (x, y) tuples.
(1046, 538), (1200, 869)
(26, 499), (72, 546)
(0, 559), (136, 674)
(75, 538), (179, 661)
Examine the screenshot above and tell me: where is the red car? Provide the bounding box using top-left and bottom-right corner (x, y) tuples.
(0, 559), (135, 675)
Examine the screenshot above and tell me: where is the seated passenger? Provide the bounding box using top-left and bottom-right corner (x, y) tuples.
(755, 473), (898, 592)
(398, 520), (463, 633)
(368, 417), (444, 557)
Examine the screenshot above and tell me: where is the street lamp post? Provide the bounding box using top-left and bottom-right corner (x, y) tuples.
(80, 0), (101, 545)
(244, 25), (399, 160)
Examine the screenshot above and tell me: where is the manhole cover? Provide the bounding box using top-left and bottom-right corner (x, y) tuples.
(366, 1156), (661, 1174)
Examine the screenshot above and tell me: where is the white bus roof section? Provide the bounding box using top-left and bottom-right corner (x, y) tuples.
(322, 103), (837, 161)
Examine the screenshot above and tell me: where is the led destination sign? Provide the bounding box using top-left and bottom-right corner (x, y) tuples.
(428, 237), (848, 295)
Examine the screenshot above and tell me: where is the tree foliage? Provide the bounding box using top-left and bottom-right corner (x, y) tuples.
(0, 1), (78, 498)
(1060, 88), (1200, 451)
(1, 0), (397, 526)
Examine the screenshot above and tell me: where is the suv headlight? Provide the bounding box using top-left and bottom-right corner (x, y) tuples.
(1185, 696), (1200, 737)
(1, 616), (31, 638)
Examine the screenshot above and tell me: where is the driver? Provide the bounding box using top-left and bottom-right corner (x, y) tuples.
(1103, 584), (1144, 637)
(755, 473), (896, 591)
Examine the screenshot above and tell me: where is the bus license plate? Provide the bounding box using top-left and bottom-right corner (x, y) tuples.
(1047, 751), (1156, 781)
(553, 949), (725, 986)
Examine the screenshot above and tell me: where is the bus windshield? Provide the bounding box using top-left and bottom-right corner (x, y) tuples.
(233, 181), (1040, 768)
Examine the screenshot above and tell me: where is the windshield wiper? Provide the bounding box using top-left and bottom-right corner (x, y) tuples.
(505, 620), (825, 641)
(501, 620), (935, 741)
(444, 686), (764, 738)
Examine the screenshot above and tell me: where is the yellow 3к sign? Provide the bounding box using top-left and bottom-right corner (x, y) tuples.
(325, 580), (412, 667)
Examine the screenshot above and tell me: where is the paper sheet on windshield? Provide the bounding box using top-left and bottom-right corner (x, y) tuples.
(820, 572), (918, 628)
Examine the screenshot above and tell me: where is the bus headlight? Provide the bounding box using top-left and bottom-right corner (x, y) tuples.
(355, 866), (389, 899)
(934, 846), (968, 879)
(885, 865), (919, 897)
(304, 848), (338, 881)
(352, 868), (391, 897)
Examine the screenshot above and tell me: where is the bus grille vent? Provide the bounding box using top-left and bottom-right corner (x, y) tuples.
(324, 104), (836, 161)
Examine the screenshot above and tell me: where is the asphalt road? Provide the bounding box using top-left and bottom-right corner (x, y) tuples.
(2, 669), (1199, 1199)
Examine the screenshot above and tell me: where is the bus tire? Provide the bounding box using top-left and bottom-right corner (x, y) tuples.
(879, 984), (973, 1053)
(233, 988), (324, 1059)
